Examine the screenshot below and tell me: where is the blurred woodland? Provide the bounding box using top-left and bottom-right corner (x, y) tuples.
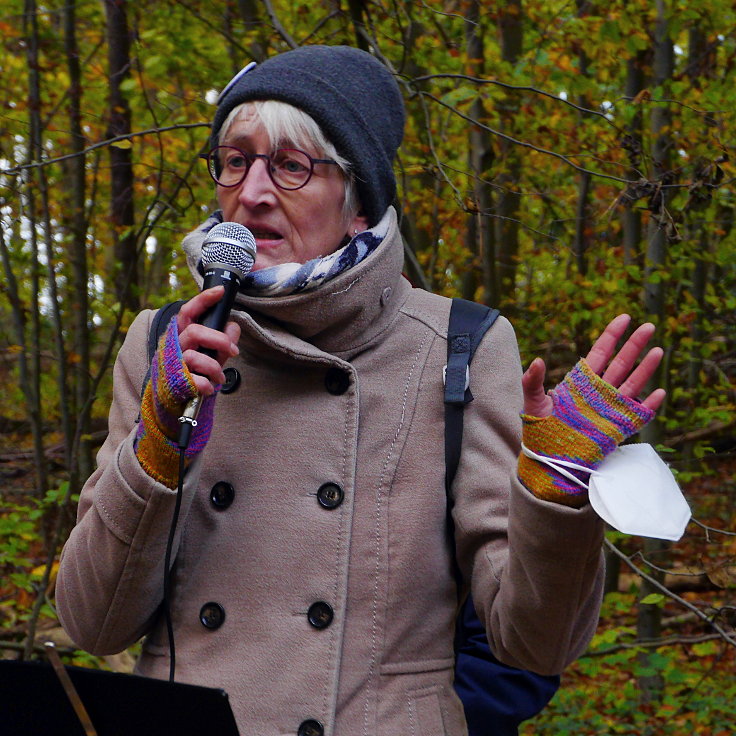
(0, 1), (734, 733)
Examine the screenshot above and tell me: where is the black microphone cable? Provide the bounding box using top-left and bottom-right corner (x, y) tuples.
(157, 222), (255, 683)
(163, 397), (203, 682)
(163, 450), (186, 682)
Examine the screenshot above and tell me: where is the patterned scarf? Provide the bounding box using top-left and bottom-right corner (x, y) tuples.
(181, 210), (390, 298)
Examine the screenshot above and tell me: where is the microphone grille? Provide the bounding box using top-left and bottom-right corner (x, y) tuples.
(201, 222), (257, 278)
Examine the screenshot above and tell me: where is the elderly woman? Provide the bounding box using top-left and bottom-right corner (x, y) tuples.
(57, 46), (664, 736)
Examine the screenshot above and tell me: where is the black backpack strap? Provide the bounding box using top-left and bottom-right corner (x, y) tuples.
(444, 298), (500, 593)
(445, 299), (560, 736)
(444, 298), (500, 495)
(140, 300), (186, 398)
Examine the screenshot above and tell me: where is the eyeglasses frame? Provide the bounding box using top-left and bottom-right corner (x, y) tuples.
(201, 145), (339, 191)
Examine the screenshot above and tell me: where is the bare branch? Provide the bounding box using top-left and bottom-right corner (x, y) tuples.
(668, 419), (736, 448)
(1, 124), (209, 175)
(420, 91), (633, 185)
(691, 518), (736, 538)
(261, 0), (298, 49)
(417, 0), (477, 25)
(299, 8), (342, 45)
(584, 632), (724, 658)
(410, 72), (620, 128)
(417, 92), (466, 203)
(0, 640), (77, 656)
(604, 539), (736, 648)
(171, 0), (250, 56)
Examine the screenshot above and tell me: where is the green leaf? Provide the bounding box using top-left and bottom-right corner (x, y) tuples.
(692, 640), (718, 657)
(440, 86), (479, 107)
(640, 593), (665, 606)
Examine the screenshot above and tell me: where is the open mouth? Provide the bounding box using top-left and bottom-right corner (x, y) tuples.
(250, 228), (282, 241)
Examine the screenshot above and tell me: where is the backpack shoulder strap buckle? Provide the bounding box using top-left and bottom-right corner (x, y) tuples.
(442, 364), (470, 394)
(444, 330), (472, 405)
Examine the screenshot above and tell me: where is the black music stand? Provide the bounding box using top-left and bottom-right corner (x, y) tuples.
(0, 657), (241, 736)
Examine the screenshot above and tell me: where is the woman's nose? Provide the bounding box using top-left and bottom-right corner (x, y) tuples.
(237, 156), (277, 207)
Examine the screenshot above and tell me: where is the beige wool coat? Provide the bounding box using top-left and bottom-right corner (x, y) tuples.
(57, 207), (605, 736)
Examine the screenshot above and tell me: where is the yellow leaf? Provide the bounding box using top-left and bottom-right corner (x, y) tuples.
(110, 139), (132, 150)
(31, 561), (59, 580)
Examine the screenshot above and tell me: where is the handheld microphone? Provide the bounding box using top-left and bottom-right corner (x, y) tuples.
(178, 222), (256, 449)
(197, 221), (257, 357)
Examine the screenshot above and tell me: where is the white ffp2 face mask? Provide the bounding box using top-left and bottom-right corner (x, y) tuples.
(521, 443), (691, 541)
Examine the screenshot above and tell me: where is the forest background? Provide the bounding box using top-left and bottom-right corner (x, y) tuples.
(0, 1), (734, 734)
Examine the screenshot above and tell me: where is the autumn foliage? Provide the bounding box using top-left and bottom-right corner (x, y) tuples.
(1, 1), (734, 732)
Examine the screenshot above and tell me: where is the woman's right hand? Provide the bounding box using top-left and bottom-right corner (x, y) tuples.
(176, 286), (241, 396)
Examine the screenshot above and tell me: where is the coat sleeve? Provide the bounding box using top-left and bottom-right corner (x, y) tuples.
(451, 315), (605, 676)
(56, 310), (204, 655)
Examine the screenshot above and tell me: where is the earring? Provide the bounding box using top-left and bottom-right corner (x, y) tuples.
(353, 228), (359, 235)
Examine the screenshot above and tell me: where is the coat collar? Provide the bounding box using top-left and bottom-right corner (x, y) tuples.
(182, 207), (411, 359)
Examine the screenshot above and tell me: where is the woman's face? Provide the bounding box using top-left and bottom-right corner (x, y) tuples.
(216, 113), (367, 271)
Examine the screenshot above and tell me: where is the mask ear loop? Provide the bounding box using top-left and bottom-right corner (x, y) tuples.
(520, 443), (594, 490)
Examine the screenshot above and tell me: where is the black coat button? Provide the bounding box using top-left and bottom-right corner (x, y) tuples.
(298, 719), (324, 736)
(317, 483), (344, 510)
(221, 367), (241, 394)
(324, 367), (350, 395)
(210, 481), (235, 510)
(199, 602), (225, 630)
(307, 601), (334, 629)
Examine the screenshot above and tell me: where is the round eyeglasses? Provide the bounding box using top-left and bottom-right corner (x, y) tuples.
(203, 146), (339, 191)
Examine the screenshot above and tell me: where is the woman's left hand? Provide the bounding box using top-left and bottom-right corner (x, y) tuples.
(521, 314), (666, 418)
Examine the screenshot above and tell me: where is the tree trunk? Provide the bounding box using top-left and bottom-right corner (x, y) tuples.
(386, 5), (435, 291)
(572, 0), (593, 278)
(637, 0), (674, 704)
(347, 0), (371, 52)
(494, 0), (522, 311)
(682, 25), (717, 470)
(237, 0), (269, 62)
(104, 0), (139, 315)
(63, 0), (93, 484)
(463, 0), (496, 304)
(21, 0), (55, 662)
(20, 0), (49, 500)
(622, 51), (647, 265)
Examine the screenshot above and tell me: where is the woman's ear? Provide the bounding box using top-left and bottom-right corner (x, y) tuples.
(348, 210), (369, 237)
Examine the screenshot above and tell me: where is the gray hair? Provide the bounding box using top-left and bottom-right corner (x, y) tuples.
(217, 100), (360, 225)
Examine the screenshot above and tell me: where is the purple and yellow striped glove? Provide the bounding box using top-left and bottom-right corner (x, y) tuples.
(134, 316), (217, 488)
(517, 358), (655, 507)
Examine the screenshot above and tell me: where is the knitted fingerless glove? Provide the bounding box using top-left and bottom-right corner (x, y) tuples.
(517, 358), (655, 508)
(134, 316), (217, 489)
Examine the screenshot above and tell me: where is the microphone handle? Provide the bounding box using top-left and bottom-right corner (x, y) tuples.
(198, 266), (242, 359)
(177, 265), (242, 449)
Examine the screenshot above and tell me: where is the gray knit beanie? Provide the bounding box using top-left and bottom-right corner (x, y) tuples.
(210, 45), (405, 226)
